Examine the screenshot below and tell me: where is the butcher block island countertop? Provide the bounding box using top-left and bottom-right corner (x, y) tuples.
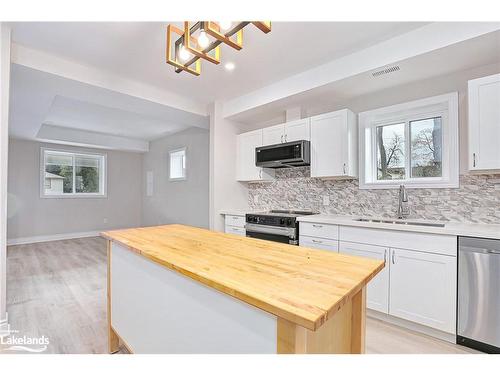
(102, 224), (384, 354)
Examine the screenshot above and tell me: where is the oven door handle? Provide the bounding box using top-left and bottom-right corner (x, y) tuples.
(245, 223), (296, 237)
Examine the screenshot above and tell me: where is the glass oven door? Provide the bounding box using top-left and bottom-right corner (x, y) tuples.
(245, 223), (297, 245)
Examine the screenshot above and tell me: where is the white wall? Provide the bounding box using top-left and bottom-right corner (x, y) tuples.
(209, 102), (248, 231)
(0, 23), (11, 327)
(142, 127), (209, 229)
(7, 139), (143, 241)
(240, 63), (500, 175)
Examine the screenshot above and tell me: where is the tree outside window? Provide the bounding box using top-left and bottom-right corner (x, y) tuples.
(376, 117), (442, 181)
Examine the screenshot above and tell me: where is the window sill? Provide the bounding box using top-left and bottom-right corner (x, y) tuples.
(359, 180), (459, 190)
(40, 194), (108, 199)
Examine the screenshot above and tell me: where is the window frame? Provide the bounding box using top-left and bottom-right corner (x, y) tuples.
(168, 147), (187, 181)
(40, 147), (107, 199)
(359, 92), (459, 189)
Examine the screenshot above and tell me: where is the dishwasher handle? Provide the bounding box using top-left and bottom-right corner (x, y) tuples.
(460, 246), (500, 255)
(459, 237), (500, 255)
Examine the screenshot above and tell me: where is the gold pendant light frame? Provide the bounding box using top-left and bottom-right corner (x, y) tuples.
(166, 21), (271, 76)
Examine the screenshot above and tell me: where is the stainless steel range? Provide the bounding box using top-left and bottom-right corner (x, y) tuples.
(245, 210), (316, 245)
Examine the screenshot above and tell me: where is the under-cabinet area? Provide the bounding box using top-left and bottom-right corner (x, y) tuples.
(297, 221), (458, 338)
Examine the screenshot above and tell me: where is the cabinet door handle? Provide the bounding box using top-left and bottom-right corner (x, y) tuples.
(473, 153), (476, 167)
(312, 224), (323, 228)
(281, 135), (283, 143)
(312, 239), (323, 244)
(259, 169), (262, 179)
(343, 163), (346, 175)
(384, 249), (387, 263)
(391, 250), (395, 264)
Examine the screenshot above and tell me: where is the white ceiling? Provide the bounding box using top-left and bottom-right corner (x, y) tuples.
(9, 22), (428, 104)
(9, 64), (209, 147)
(230, 30), (500, 125)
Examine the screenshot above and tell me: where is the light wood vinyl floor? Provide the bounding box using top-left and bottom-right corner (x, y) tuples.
(2, 237), (478, 354)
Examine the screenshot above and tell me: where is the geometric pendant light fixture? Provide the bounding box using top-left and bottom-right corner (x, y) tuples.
(166, 21), (271, 76)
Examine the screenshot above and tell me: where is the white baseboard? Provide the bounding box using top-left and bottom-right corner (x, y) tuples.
(7, 231), (101, 246)
(368, 309), (456, 343)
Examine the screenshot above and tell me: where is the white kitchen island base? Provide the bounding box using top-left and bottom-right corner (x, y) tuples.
(109, 242), (277, 353)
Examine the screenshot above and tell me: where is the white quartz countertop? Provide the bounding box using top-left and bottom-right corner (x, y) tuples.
(297, 214), (500, 240)
(219, 209), (258, 216)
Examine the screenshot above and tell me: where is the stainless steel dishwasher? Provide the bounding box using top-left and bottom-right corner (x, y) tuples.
(457, 236), (500, 353)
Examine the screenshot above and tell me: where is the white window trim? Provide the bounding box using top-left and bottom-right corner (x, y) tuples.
(168, 147), (187, 181)
(358, 92), (459, 189)
(40, 147), (108, 198)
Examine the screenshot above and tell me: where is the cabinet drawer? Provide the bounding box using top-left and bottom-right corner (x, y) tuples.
(300, 222), (338, 240)
(339, 226), (456, 256)
(225, 225), (246, 236)
(300, 236), (338, 252)
(225, 215), (246, 228)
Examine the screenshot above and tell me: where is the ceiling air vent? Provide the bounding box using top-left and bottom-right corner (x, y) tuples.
(372, 65), (400, 77)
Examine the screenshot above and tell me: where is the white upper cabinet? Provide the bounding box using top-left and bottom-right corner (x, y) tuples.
(284, 119), (310, 143)
(262, 124), (285, 146)
(236, 129), (274, 182)
(310, 109), (357, 178)
(262, 119), (310, 146)
(468, 73), (500, 171)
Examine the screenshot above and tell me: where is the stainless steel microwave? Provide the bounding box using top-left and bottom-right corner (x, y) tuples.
(255, 140), (310, 168)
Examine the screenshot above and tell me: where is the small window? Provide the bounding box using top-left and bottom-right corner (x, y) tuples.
(376, 122), (406, 180)
(169, 148), (186, 180)
(359, 93), (458, 189)
(41, 148), (106, 198)
(410, 117), (442, 178)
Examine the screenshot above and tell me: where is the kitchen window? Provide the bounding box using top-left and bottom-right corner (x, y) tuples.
(359, 93), (458, 189)
(169, 148), (186, 180)
(40, 148), (106, 198)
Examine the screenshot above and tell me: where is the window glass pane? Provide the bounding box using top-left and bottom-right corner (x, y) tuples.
(410, 117), (442, 178)
(44, 152), (73, 194)
(75, 155), (101, 193)
(376, 123), (406, 180)
(170, 149), (186, 179)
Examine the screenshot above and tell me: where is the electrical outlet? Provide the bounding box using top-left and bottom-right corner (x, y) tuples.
(322, 195), (330, 206)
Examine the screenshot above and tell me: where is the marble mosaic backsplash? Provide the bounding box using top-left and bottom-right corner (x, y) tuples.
(248, 167), (500, 224)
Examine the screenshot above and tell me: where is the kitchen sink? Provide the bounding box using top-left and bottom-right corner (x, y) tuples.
(354, 218), (446, 228)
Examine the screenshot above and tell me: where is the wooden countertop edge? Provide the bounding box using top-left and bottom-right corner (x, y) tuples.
(101, 232), (384, 331)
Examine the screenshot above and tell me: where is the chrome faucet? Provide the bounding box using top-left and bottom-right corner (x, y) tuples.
(397, 185), (409, 219)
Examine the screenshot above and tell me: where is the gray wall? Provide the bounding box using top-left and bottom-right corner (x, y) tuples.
(7, 139), (143, 240)
(142, 127), (209, 228)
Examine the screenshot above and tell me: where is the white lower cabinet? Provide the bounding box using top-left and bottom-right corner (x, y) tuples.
(301, 223), (458, 336)
(225, 225), (246, 236)
(389, 247), (456, 334)
(300, 236), (338, 252)
(339, 241), (389, 314)
(224, 214), (246, 237)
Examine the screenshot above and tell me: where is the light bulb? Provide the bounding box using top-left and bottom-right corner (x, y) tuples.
(219, 21), (232, 31)
(179, 44), (190, 61)
(224, 62), (235, 71)
(198, 30), (210, 48)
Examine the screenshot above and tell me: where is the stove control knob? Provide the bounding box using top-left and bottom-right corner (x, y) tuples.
(247, 216), (254, 222)
(279, 218), (285, 225)
(286, 218), (293, 226)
